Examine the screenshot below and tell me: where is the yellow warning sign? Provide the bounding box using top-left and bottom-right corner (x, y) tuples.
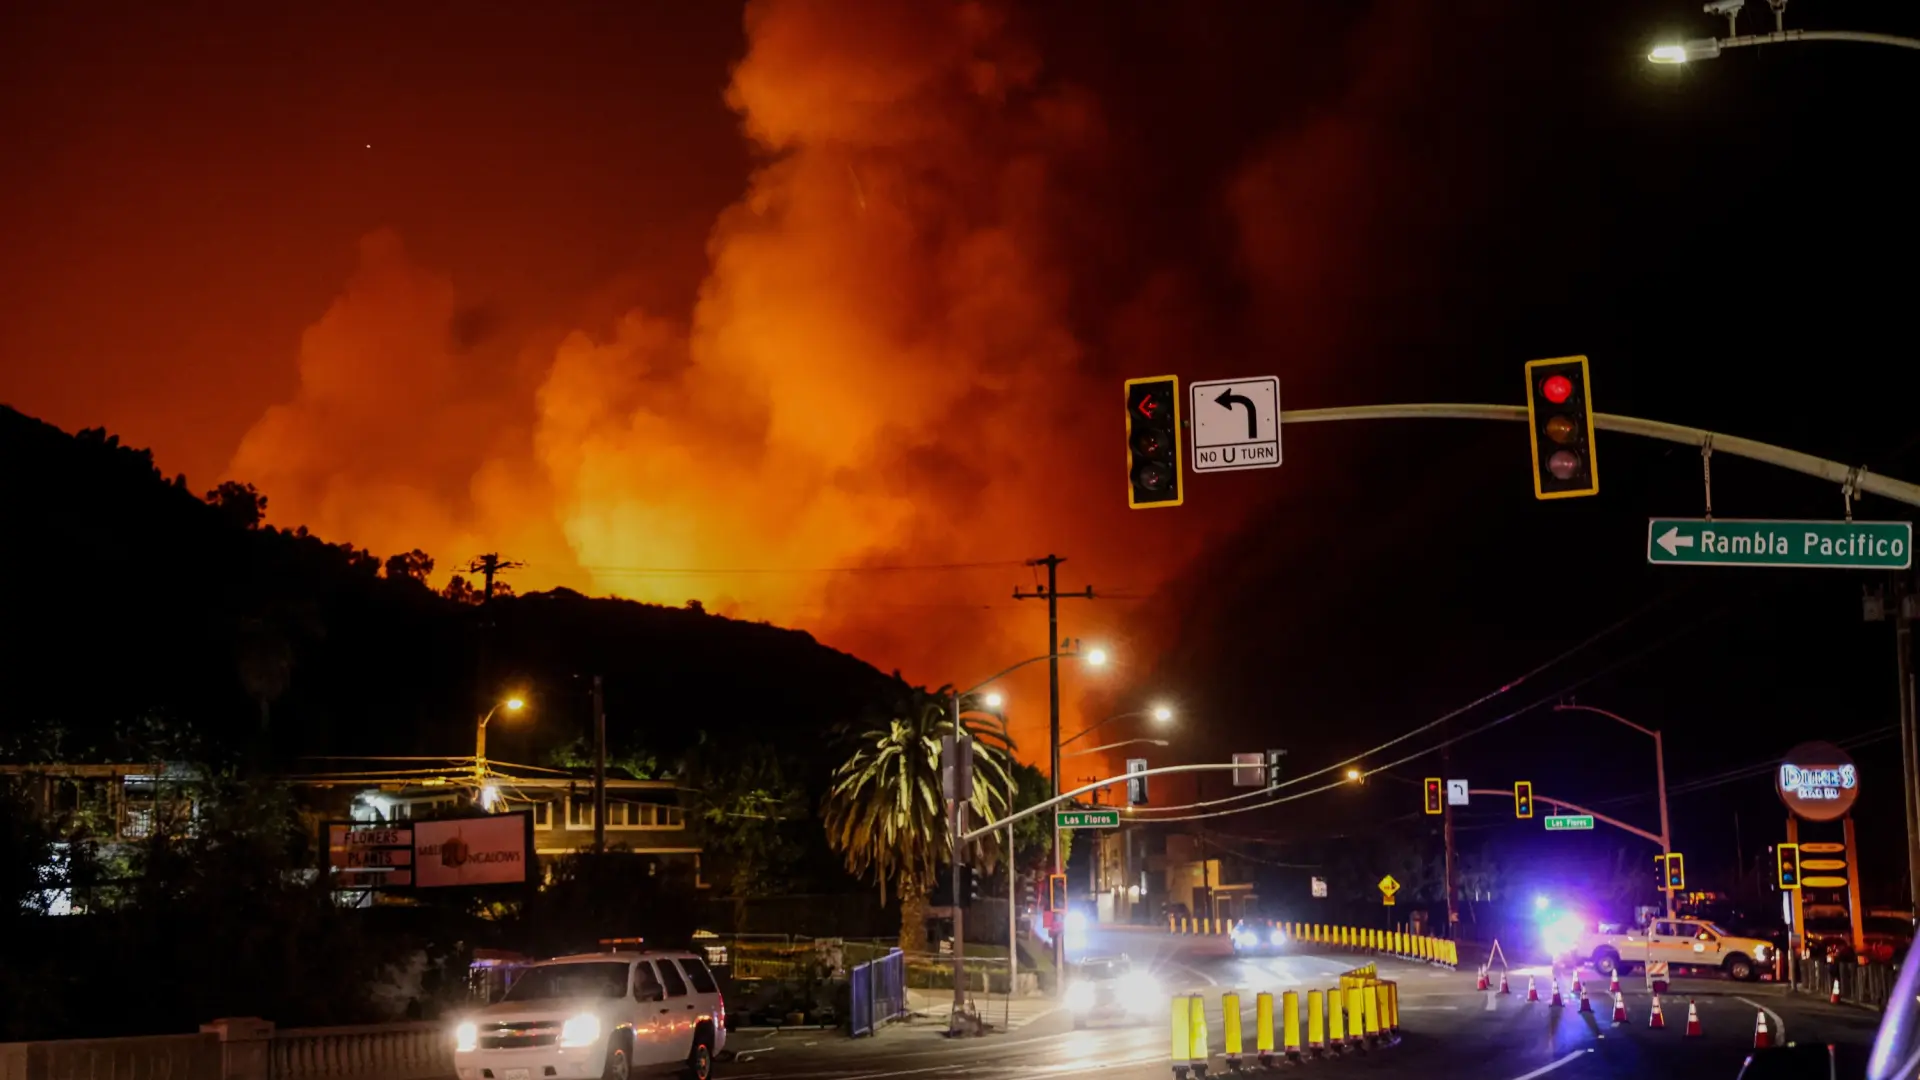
(1378, 875), (1400, 897)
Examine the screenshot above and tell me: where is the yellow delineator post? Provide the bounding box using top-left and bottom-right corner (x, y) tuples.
(1170, 995), (1192, 1076)
(1307, 989), (1327, 1056)
(1327, 984), (1348, 1050)
(1282, 990), (1302, 1061)
(1222, 991), (1242, 1071)
(1189, 995), (1210, 1072)
(1255, 991), (1275, 1068)
(1386, 980), (1401, 1034)
(1374, 981), (1393, 1042)
(1362, 980), (1382, 1046)
(1346, 985), (1367, 1050)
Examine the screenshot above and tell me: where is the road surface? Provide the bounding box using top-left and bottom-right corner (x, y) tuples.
(719, 928), (1883, 1080)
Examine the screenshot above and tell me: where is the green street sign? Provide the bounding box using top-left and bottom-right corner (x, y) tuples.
(1056, 808), (1121, 829)
(1544, 814), (1595, 831)
(1648, 518), (1911, 570)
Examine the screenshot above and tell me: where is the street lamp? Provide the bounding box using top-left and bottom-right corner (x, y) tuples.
(1345, 767), (1364, 783)
(1552, 703), (1673, 918)
(474, 696), (526, 782)
(1646, 1), (1920, 64)
(1059, 705), (1176, 749)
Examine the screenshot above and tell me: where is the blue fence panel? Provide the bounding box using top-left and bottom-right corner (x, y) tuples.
(850, 961), (874, 1037)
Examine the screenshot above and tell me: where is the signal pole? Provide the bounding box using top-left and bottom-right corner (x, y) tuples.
(1013, 554), (1095, 982)
(1442, 745), (1459, 931)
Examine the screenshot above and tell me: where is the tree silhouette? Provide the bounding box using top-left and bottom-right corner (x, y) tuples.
(204, 481), (267, 530)
(441, 575), (483, 605)
(383, 549), (436, 584)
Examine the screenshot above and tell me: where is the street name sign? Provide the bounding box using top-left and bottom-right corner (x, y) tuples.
(1544, 814), (1595, 831)
(1057, 808), (1121, 829)
(1648, 518), (1911, 570)
(1189, 376), (1281, 473)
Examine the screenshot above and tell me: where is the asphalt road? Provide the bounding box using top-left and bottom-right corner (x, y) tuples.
(719, 929), (1886, 1080)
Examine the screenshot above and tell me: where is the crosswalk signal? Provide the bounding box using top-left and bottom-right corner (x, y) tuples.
(1124, 375), (1183, 509)
(1266, 749), (1286, 791)
(1664, 853), (1685, 891)
(1423, 778), (1444, 816)
(1523, 355), (1598, 500)
(1514, 781), (1533, 819)
(1048, 872), (1068, 912)
(959, 865), (979, 906)
(1776, 843), (1801, 890)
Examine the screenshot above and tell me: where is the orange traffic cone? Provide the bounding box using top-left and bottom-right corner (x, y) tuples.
(1649, 995), (1666, 1029)
(1608, 971), (1622, 995)
(1753, 1010), (1772, 1049)
(1526, 975), (1539, 1002)
(1611, 993), (1628, 1025)
(1476, 968), (1490, 991)
(1571, 973), (1585, 997)
(1831, 978), (1842, 1005)
(1684, 999), (1702, 1038)
(1549, 979), (1564, 1008)
(1578, 989), (1594, 1015)
(1499, 972), (1512, 995)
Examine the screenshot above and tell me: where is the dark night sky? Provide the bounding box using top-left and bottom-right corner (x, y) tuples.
(3, 1), (1918, 902)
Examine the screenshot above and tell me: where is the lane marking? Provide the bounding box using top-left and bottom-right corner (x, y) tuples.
(1504, 1048), (1589, 1080)
(1738, 996), (1786, 1045)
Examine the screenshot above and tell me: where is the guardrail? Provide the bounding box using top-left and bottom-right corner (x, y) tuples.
(1166, 918), (1459, 969)
(1169, 962), (1399, 1076)
(0, 1018), (452, 1080)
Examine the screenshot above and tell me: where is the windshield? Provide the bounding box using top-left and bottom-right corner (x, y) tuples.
(503, 962), (630, 1001)
(1075, 958), (1132, 980)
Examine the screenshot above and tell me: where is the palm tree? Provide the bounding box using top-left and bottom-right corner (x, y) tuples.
(824, 679), (1013, 953)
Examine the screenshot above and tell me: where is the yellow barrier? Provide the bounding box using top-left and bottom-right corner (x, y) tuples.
(1328, 982), (1348, 1047)
(1223, 990), (1242, 1069)
(1387, 980), (1400, 1033)
(1373, 981), (1392, 1040)
(1256, 990), (1274, 1062)
(1361, 980), (1381, 1043)
(1189, 995), (1209, 1062)
(1169, 995), (1191, 1069)
(1282, 990), (1302, 1060)
(1307, 989), (1326, 1054)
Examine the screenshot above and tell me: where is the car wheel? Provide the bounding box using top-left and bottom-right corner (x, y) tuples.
(1592, 949), (1620, 976)
(1726, 954), (1755, 982)
(603, 1039), (631, 1080)
(684, 1026), (714, 1080)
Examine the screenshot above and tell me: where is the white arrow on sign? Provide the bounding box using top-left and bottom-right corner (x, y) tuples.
(1655, 526), (1696, 557)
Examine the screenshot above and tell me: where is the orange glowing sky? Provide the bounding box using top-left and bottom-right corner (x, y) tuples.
(0, 1), (1467, 769)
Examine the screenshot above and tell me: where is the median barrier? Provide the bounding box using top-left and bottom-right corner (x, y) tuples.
(0, 1019), (455, 1080)
(1168, 964), (1399, 1075)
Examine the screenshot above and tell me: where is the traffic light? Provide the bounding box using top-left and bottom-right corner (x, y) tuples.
(1266, 749), (1286, 790)
(1126, 758), (1149, 806)
(1048, 872), (1068, 912)
(1664, 853), (1685, 891)
(1777, 843), (1801, 890)
(1523, 355), (1598, 500)
(1423, 778), (1444, 816)
(1514, 781), (1533, 819)
(958, 865), (979, 906)
(1124, 375), (1183, 509)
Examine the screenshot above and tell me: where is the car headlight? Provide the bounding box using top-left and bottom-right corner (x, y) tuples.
(1270, 928), (1286, 947)
(454, 1022), (478, 1053)
(559, 1013), (601, 1048)
(1233, 930), (1256, 948)
(1065, 981), (1095, 1011)
(1753, 944), (1772, 961)
(1121, 973), (1160, 1012)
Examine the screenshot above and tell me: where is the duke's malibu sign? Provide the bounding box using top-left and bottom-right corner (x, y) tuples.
(1648, 518), (1910, 570)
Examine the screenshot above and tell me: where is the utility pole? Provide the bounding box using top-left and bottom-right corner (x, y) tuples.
(1012, 554), (1095, 982)
(592, 675), (607, 854)
(465, 552), (526, 602)
(1441, 744), (1458, 932)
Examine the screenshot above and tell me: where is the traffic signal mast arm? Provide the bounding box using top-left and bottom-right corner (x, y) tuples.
(1281, 404), (1920, 508)
(1468, 788), (1664, 846)
(959, 762), (1248, 843)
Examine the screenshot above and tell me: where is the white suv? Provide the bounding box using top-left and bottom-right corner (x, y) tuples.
(455, 951), (726, 1080)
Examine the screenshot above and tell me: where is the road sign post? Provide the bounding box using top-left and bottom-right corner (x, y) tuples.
(1648, 518), (1912, 569)
(1189, 376), (1281, 472)
(1056, 808), (1122, 829)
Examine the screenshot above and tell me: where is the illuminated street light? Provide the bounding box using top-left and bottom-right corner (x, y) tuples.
(984, 692), (1004, 710)
(1151, 705), (1174, 723)
(1647, 38), (1721, 62)
(475, 694), (529, 785)
(1086, 647), (1108, 667)
(1646, 0), (1920, 66)
(1345, 767), (1363, 782)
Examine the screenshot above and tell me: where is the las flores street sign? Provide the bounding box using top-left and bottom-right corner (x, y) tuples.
(1543, 814), (1595, 831)
(1057, 808), (1121, 829)
(1648, 518), (1911, 570)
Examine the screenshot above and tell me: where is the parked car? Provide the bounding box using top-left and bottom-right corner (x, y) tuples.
(455, 948), (725, 1080)
(1560, 916), (1773, 981)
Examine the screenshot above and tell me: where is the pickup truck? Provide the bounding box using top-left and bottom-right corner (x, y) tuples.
(1560, 917), (1774, 981)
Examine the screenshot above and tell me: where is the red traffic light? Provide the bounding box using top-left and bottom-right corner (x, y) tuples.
(1541, 374), (1573, 404)
(1423, 778), (1443, 815)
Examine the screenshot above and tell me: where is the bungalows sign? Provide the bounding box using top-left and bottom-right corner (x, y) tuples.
(1777, 742), (1859, 822)
(413, 811), (534, 887)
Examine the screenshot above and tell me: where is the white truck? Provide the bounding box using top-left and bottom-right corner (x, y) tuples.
(1560, 917), (1774, 982)
(455, 950), (725, 1080)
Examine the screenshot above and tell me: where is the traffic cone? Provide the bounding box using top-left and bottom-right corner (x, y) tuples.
(1608, 971), (1622, 996)
(1476, 968), (1490, 991)
(1611, 993), (1628, 1025)
(1831, 978), (1842, 1005)
(1571, 973), (1585, 997)
(1684, 999), (1702, 1038)
(1577, 989), (1594, 1015)
(1648, 996), (1665, 1029)
(1526, 976), (1539, 1003)
(1499, 972), (1512, 995)
(1549, 979), (1564, 1008)
(1753, 1010), (1771, 1049)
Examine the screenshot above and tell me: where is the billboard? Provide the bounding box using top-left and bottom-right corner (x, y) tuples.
(327, 824), (415, 888)
(413, 811), (534, 887)
(1776, 742), (1859, 822)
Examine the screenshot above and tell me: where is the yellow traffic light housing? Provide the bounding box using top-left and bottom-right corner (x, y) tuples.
(1514, 781), (1533, 819)
(1665, 853), (1685, 891)
(1524, 355), (1599, 499)
(1124, 376), (1183, 509)
(1048, 872), (1068, 912)
(1777, 843), (1801, 890)
(1423, 778), (1443, 816)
